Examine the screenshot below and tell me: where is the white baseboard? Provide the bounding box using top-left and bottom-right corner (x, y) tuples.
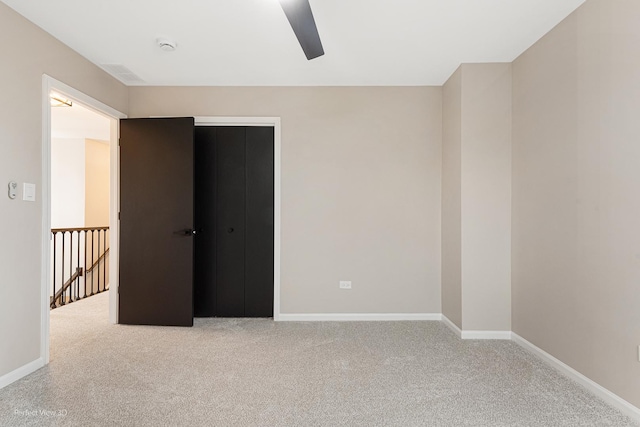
(441, 316), (511, 340)
(279, 313), (509, 340)
(442, 315), (462, 337)
(512, 333), (640, 422)
(461, 330), (512, 340)
(0, 358), (45, 390)
(277, 313), (442, 322)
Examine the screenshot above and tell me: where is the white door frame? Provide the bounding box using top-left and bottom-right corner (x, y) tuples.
(41, 75), (126, 363)
(194, 117), (282, 320)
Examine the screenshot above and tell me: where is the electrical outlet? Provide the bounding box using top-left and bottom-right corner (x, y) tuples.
(339, 281), (352, 289)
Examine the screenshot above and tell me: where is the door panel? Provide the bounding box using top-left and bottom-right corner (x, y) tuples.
(245, 127), (275, 317)
(119, 117), (194, 326)
(194, 127), (217, 317)
(215, 127), (246, 317)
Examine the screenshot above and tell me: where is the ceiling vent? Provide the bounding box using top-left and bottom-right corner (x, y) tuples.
(100, 64), (145, 85)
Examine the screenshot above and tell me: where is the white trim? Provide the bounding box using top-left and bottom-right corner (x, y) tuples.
(194, 117), (282, 320)
(278, 313), (442, 322)
(42, 75), (127, 368)
(45, 77), (125, 120)
(442, 315), (462, 338)
(108, 117), (121, 324)
(461, 330), (512, 340)
(441, 316), (511, 340)
(195, 116), (281, 127)
(512, 333), (640, 422)
(41, 77), (52, 365)
(0, 358), (44, 389)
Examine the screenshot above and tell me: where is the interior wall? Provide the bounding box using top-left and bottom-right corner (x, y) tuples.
(441, 67), (462, 328)
(129, 86), (442, 315)
(441, 64), (512, 332)
(84, 139), (110, 228)
(51, 138), (85, 228)
(512, 0), (640, 408)
(0, 2), (127, 380)
(460, 63), (512, 332)
(85, 138), (111, 291)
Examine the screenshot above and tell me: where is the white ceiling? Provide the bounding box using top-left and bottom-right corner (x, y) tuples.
(3, 0), (585, 86)
(51, 102), (111, 141)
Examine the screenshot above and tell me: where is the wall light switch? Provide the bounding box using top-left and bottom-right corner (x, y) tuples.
(23, 183), (36, 202)
(8, 181), (17, 199)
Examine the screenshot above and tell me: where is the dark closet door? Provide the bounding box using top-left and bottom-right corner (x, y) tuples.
(245, 127), (275, 316)
(194, 126), (274, 318)
(214, 127), (247, 317)
(119, 117), (195, 327)
(193, 127), (217, 317)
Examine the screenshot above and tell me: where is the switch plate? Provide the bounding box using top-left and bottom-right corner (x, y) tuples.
(23, 183), (36, 202)
(339, 281), (352, 289)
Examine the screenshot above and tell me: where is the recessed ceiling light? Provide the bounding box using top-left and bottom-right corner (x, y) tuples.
(157, 38), (177, 52)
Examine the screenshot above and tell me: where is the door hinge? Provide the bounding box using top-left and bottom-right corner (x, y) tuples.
(118, 212), (120, 220)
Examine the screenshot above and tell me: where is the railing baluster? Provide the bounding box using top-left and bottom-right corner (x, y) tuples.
(70, 231), (74, 303)
(52, 232), (57, 308)
(83, 231), (88, 298)
(76, 231), (80, 301)
(91, 230), (95, 296)
(97, 230), (101, 293)
(60, 231), (65, 307)
(69, 231), (73, 303)
(104, 229), (108, 291)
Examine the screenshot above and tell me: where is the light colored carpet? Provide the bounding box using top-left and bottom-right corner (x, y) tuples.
(0, 291), (636, 427)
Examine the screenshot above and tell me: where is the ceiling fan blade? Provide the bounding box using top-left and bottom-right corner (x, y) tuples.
(278, 0), (324, 60)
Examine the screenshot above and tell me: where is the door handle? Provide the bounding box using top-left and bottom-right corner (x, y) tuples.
(183, 229), (196, 236)
(227, 227), (234, 234)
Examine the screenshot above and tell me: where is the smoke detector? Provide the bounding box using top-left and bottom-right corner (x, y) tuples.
(157, 38), (177, 52)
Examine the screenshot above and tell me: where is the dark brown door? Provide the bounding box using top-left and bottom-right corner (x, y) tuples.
(119, 118), (195, 326)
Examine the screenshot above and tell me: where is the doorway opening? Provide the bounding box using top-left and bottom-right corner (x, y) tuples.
(50, 101), (111, 312)
(41, 75), (126, 364)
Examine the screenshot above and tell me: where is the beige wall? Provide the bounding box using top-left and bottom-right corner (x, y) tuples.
(441, 67), (462, 328)
(85, 138), (111, 292)
(0, 2), (127, 379)
(461, 63), (512, 331)
(442, 64), (512, 331)
(512, 0), (640, 408)
(51, 138), (85, 228)
(130, 86), (442, 314)
(84, 139), (110, 228)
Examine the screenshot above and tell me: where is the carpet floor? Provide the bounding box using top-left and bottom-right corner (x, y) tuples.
(0, 291), (636, 426)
